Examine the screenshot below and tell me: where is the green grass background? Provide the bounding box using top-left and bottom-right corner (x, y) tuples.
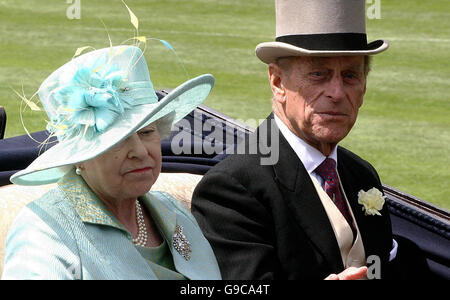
(0, 0), (448, 210)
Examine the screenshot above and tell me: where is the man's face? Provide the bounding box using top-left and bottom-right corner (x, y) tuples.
(271, 56), (367, 153)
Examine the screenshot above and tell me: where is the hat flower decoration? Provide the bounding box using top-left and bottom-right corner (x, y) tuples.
(49, 63), (130, 138)
(11, 2), (214, 186)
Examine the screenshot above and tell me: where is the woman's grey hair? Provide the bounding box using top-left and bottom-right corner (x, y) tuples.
(154, 111), (175, 139)
(74, 112), (176, 171)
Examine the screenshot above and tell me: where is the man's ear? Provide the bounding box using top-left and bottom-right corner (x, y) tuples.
(268, 63), (286, 104)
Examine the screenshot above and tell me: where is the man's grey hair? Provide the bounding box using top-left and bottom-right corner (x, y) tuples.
(363, 55), (372, 76)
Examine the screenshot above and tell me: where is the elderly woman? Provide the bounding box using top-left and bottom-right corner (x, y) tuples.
(1, 45), (221, 279)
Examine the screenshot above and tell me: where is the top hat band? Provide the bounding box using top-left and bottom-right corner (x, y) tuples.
(276, 33), (370, 51)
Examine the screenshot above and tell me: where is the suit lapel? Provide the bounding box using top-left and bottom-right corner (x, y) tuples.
(337, 149), (384, 261)
(266, 116), (344, 273)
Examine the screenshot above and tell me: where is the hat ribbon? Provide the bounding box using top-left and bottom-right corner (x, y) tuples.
(276, 33), (368, 51)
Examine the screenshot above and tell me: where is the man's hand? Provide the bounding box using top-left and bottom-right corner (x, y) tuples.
(324, 266), (368, 280)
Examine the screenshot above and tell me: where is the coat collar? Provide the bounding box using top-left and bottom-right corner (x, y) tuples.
(58, 169), (128, 233)
(274, 113), (338, 174)
(336, 150), (390, 265)
(58, 170), (220, 279)
(265, 114), (344, 274)
(141, 192), (221, 280)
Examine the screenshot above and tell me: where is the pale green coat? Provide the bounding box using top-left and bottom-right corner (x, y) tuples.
(2, 171), (221, 280)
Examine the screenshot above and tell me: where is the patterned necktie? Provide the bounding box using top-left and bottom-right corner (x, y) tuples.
(315, 158), (355, 233)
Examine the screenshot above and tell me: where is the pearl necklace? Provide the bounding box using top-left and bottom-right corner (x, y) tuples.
(132, 200), (148, 247)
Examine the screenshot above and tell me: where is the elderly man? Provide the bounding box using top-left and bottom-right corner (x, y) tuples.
(192, 0), (396, 279)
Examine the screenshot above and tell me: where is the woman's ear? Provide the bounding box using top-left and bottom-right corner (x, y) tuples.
(268, 63), (286, 104)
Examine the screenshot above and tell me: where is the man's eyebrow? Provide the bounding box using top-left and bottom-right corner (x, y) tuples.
(346, 63), (364, 73)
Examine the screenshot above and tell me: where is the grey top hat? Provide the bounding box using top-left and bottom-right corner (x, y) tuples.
(256, 0), (389, 64)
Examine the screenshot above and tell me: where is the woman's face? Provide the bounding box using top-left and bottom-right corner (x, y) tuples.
(80, 123), (162, 203)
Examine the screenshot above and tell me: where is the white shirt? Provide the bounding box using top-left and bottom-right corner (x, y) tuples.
(274, 114), (337, 189)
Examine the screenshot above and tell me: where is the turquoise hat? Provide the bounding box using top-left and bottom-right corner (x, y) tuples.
(11, 45), (214, 185)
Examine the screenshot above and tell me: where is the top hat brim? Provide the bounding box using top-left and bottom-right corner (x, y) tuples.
(256, 39), (389, 64)
(10, 74), (214, 186)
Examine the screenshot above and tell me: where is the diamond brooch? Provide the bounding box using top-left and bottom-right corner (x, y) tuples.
(172, 225), (191, 261)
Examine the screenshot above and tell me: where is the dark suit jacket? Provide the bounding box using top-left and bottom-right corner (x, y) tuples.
(191, 114), (393, 279)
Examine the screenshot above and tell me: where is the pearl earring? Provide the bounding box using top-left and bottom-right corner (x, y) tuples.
(75, 167), (82, 175)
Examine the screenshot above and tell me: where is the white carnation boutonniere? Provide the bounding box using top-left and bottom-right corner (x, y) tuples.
(358, 187), (386, 216)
